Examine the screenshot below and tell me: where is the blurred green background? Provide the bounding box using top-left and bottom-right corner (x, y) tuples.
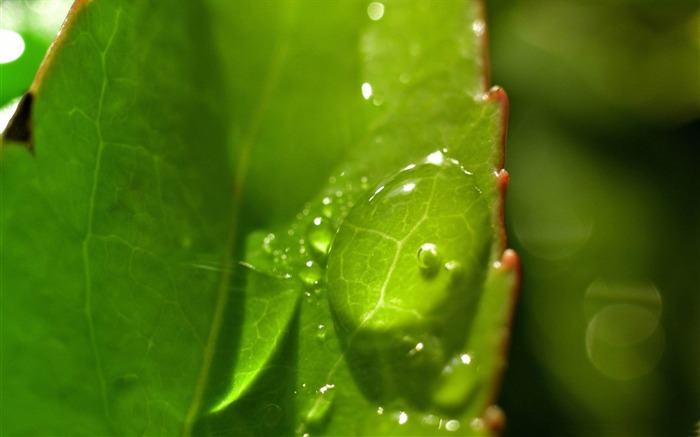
(2, 0), (698, 435)
(487, 1), (699, 435)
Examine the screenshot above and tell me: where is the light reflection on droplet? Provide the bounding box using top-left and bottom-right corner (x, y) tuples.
(319, 383), (335, 394)
(425, 150), (444, 165)
(361, 82), (373, 99)
(367, 2), (385, 21)
(398, 411), (408, 425)
(445, 419), (461, 431)
(471, 19), (485, 36)
(0, 29), (25, 64)
(584, 280), (664, 380)
(401, 182), (416, 193)
(368, 185), (384, 202)
(459, 353), (471, 365)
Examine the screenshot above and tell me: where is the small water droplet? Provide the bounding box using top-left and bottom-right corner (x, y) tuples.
(316, 324), (327, 341)
(432, 352), (478, 410)
(397, 411), (409, 425)
(377, 406), (384, 415)
(367, 2), (385, 21)
(298, 260), (323, 287)
(407, 341), (424, 356)
(444, 260), (463, 285)
(361, 82), (373, 100)
(445, 419), (461, 431)
(472, 19), (485, 36)
(307, 217), (333, 256)
(304, 384), (335, 428)
(399, 72), (411, 84)
(417, 243), (440, 272)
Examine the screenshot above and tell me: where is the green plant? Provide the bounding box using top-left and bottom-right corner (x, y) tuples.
(1, 1), (517, 435)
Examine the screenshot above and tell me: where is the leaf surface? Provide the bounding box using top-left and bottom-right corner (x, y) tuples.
(2, 2), (231, 435)
(1, 1), (516, 436)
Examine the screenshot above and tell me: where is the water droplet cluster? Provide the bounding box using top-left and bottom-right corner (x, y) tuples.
(250, 170), (372, 297)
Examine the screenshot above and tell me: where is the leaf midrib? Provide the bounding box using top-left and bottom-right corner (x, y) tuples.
(80, 6), (122, 433)
(181, 31), (291, 437)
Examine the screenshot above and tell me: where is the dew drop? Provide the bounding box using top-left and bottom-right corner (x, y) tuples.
(417, 243), (440, 272)
(367, 2), (385, 21)
(397, 411), (409, 425)
(316, 324), (327, 341)
(445, 419), (461, 432)
(431, 352), (478, 410)
(307, 217), (333, 256)
(304, 384), (335, 428)
(298, 260), (323, 287)
(444, 260), (463, 285)
(321, 196), (334, 218)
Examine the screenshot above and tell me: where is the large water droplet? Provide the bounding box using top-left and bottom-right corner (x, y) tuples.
(417, 243), (440, 273)
(307, 217), (333, 256)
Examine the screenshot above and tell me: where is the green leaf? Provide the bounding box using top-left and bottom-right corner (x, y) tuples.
(2, 2), (231, 435)
(1, 0), (516, 436)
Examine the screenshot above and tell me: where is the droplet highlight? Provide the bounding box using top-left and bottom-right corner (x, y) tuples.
(445, 419), (461, 431)
(307, 217), (333, 256)
(316, 324), (327, 341)
(417, 243), (440, 272)
(304, 384), (336, 428)
(298, 260), (323, 287)
(367, 2), (385, 21)
(397, 411), (408, 425)
(444, 260), (463, 285)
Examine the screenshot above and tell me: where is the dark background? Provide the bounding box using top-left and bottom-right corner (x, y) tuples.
(487, 1), (699, 435)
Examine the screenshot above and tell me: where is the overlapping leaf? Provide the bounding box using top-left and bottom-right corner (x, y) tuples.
(1, 1), (515, 435)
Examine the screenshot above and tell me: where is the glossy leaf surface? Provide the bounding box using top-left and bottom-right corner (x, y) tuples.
(1, 1), (515, 435)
